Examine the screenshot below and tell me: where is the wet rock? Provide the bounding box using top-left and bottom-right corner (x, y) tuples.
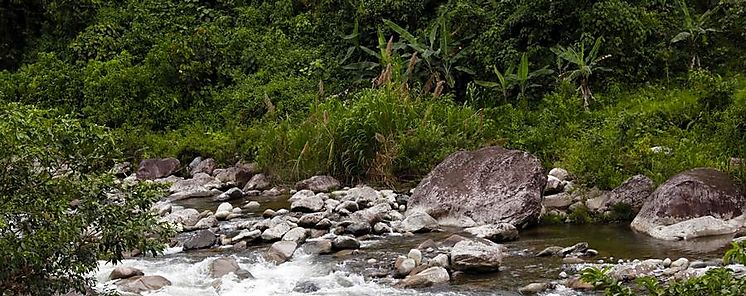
(316, 218), (332, 229)
(209, 257), (253, 279)
(344, 222), (371, 236)
(262, 222), (292, 241)
(549, 168), (569, 181)
(536, 246), (563, 257)
(407, 146), (546, 228)
(117, 275), (171, 294)
(610, 260), (659, 280)
(332, 235), (360, 250)
(183, 229), (217, 250)
(450, 240), (503, 272)
(109, 267), (143, 280)
(214, 162), (257, 187)
(632, 168), (746, 240)
(300, 239), (333, 254)
(266, 241), (297, 264)
(291, 195), (325, 213)
(373, 222), (393, 234)
(295, 175), (341, 192)
(395, 266), (450, 289)
(232, 229), (261, 242)
(417, 239), (437, 250)
(136, 158), (180, 180)
(560, 242), (588, 256)
(213, 187), (243, 202)
(519, 282), (551, 295)
(244, 173), (271, 191)
(399, 212), (439, 233)
(282, 227), (309, 244)
(464, 223), (519, 242)
(293, 281), (320, 293)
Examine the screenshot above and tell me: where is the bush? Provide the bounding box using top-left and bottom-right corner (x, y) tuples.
(0, 103), (172, 295)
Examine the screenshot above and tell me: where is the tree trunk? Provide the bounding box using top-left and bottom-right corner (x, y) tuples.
(580, 78), (592, 111)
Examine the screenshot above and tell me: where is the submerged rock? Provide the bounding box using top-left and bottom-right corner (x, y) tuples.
(293, 281), (320, 293)
(209, 257), (253, 279)
(332, 236), (360, 250)
(631, 168), (746, 240)
(407, 146), (546, 228)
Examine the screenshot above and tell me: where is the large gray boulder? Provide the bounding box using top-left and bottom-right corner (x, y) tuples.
(116, 275), (171, 294)
(407, 146), (546, 228)
(290, 195), (325, 213)
(450, 239), (503, 272)
(631, 168), (746, 240)
(191, 158), (217, 176)
(160, 208), (200, 227)
(136, 158), (180, 180)
(244, 173), (272, 191)
(398, 212), (439, 233)
(295, 175), (341, 192)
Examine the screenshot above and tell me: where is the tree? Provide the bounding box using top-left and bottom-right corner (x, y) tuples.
(670, 0), (719, 69)
(0, 102), (172, 295)
(552, 36), (611, 110)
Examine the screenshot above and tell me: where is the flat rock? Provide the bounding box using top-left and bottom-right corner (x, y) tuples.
(395, 267), (450, 289)
(116, 275), (171, 294)
(450, 240), (503, 272)
(399, 212), (439, 233)
(291, 195), (325, 213)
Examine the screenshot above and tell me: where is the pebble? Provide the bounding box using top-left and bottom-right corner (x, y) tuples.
(663, 258), (672, 268)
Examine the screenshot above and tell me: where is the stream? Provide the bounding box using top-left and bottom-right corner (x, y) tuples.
(95, 194), (733, 295)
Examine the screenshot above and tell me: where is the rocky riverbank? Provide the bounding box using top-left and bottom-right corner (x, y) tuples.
(102, 146), (746, 295)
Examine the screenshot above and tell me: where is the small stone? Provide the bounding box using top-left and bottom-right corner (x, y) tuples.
(367, 258), (377, 264)
(397, 258), (416, 277)
(244, 201), (261, 211)
(519, 282), (551, 295)
(671, 258), (689, 269)
(431, 254), (450, 268)
(373, 222), (392, 234)
(407, 249), (423, 266)
(263, 209), (276, 218)
(662, 258), (672, 268)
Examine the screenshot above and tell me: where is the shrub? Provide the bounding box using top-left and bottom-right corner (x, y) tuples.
(0, 103), (172, 295)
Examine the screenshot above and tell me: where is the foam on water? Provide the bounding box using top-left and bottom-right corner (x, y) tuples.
(96, 252), (485, 296)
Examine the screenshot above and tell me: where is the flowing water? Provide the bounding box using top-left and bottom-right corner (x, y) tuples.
(95, 195), (734, 296)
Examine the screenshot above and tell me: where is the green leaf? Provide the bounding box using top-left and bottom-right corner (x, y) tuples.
(671, 32), (691, 43)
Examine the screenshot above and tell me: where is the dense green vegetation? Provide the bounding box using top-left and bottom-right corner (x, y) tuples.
(1, 1), (745, 294)
(0, 103), (172, 294)
(581, 241), (746, 295)
(2, 0), (745, 188)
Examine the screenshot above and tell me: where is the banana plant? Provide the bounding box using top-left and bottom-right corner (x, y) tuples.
(383, 10), (474, 89)
(552, 36), (611, 110)
(670, 0), (719, 69)
(476, 53), (552, 103)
